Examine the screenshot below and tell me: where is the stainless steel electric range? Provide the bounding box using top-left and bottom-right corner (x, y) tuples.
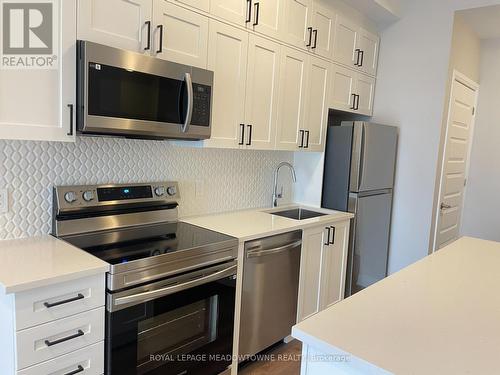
(52, 182), (238, 375)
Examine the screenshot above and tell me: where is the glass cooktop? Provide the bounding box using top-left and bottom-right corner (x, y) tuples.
(60, 222), (237, 266)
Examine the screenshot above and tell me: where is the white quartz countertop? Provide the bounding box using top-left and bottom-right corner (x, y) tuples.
(292, 237), (500, 375)
(0, 235), (109, 294)
(181, 205), (353, 241)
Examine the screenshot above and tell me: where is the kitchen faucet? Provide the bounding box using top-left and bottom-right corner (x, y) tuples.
(273, 162), (297, 207)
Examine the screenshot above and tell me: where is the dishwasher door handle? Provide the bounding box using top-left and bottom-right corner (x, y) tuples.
(247, 240), (302, 258)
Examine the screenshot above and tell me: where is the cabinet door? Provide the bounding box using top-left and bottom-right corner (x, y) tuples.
(356, 73), (376, 116)
(310, 2), (336, 59)
(320, 222), (349, 309)
(250, 0), (283, 40)
(244, 35), (280, 150)
(154, 1), (209, 68)
(303, 57), (330, 152)
(357, 28), (379, 76)
(275, 47), (308, 151)
(210, 0), (248, 25)
(176, 0), (210, 12)
(78, 0), (152, 53)
(329, 64), (356, 112)
(297, 226), (327, 322)
(282, 0), (312, 49)
(205, 21), (248, 149)
(332, 15), (358, 68)
(0, 0), (76, 142)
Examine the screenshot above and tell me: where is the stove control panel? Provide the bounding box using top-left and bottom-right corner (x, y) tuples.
(54, 182), (180, 211)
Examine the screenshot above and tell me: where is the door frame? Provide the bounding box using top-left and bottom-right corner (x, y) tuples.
(431, 70), (479, 252)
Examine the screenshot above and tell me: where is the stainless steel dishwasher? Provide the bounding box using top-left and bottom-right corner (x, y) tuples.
(239, 230), (302, 358)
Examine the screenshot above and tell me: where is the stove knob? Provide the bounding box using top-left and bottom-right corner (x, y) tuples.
(82, 190), (95, 202)
(64, 191), (77, 203)
(167, 186), (177, 196)
(154, 186), (165, 196)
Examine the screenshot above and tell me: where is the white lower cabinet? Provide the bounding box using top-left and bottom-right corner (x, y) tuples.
(297, 220), (349, 322)
(356, 73), (376, 116)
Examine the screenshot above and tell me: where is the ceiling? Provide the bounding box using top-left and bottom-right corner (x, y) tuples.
(458, 5), (500, 40)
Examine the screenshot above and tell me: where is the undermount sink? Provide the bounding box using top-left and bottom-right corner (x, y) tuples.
(270, 208), (327, 220)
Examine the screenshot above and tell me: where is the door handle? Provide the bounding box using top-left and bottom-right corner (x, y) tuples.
(324, 227), (331, 245)
(67, 104), (74, 136)
(304, 130), (310, 148)
(350, 94), (356, 110)
(306, 27), (313, 47)
(247, 240), (302, 258)
(329, 226), (336, 245)
(181, 73), (193, 133)
(440, 203), (452, 210)
(63, 365), (84, 375)
(156, 24), (163, 54)
(253, 2), (260, 26)
(239, 124), (245, 145)
(298, 130), (305, 148)
(246, 0), (252, 23)
(359, 50), (364, 67)
(354, 49), (361, 66)
(246, 124), (253, 146)
(312, 29), (318, 49)
(144, 21), (151, 51)
(355, 94), (360, 110)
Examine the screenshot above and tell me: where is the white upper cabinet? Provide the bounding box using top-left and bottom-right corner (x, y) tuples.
(309, 2), (336, 59)
(244, 35), (280, 149)
(357, 28), (379, 76)
(282, 0), (312, 49)
(303, 56), (330, 152)
(275, 47), (308, 151)
(78, 0), (152, 53)
(205, 21), (249, 149)
(249, 0), (284, 40)
(332, 14), (358, 68)
(330, 63), (356, 112)
(153, 1), (209, 68)
(175, 0), (210, 12)
(210, 0), (249, 25)
(0, 0), (76, 142)
(356, 73), (376, 116)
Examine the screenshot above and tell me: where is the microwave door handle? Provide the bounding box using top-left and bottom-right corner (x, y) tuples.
(182, 72), (194, 133)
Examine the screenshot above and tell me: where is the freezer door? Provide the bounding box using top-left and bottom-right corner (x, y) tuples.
(345, 192), (392, 296)
(348, 122), (398, 193)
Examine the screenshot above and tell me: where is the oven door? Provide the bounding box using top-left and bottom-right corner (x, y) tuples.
(106, 261), (236, 375)
(77, 41), (213, 140)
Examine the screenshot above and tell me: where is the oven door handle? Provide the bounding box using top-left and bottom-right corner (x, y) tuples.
(113, 264), (237, 307)
(181, 72), (194, 133)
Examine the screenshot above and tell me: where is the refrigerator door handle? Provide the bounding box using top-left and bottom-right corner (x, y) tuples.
(358, 123), (366, 190)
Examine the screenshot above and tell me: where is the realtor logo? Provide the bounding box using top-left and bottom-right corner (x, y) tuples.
(1, 0), (58, 69)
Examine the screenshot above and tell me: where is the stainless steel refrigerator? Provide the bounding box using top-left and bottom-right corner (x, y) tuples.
(322, 121), (398, 297)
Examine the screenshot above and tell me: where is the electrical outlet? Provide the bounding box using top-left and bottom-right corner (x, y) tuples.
(0, 188), (8, 214)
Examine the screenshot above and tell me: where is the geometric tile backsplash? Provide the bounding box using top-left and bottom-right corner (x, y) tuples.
(0, 137), (294, 240)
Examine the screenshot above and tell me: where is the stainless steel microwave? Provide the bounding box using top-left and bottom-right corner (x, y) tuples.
(77, 41), (213, 140)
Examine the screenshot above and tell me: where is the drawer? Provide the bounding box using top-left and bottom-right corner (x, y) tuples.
(16, 307), (104, 370)
(15, 274), (105, 330)
(17, 341), (104, 375)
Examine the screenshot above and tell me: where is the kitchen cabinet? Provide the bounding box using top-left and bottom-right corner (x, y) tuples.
(297, 220), (350, 322)
(78, 0), (152, 53)
(0, 0), (76, 142)
(356, 73), (376, 116)
(282, 0), (312, 49)
(210, 0), (249, 25)
(357, 28), (380, 76)
(205, 21), (249, 149)
(243, 34), (281, 149)
(309, 2), (336, 59)
(275, 47), (308, 151)
(154, 1), (209, 68)
(249, 0), (284, 40)
(175, 0), (210, 12)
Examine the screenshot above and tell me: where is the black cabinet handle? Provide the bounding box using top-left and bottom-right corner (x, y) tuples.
(304, 130), (310, 148)
(329, 226), (336, 244)
(246, 0), (252, 23)
(67, 104), (74, 136)
(298, 130), (305, 148)
(246, 125), (253, 146)
(354, 49), (361, 66)
(44, 293), (84, 308)
(45, 330), (84, 347)
(156, 24), (163, 54)
(306, 27), (313, 47)
(359, 50), (364, 67)
(350, 94), (356, 110)
(64, 365), (84, 375)
(355, 94), (360, 111)
(253, 2), (260, 26)
(324, 227), (331, 245)
(239, 124), (245, 145)
(144, 21), (151, 50)
(312, 29), (318, 49)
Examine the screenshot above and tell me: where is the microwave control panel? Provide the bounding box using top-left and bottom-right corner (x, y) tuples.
(191, 83), (212, 127)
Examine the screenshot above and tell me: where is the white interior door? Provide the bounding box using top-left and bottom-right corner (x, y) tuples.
(154, 1), (209, 68)
(205, 21), (248, 149)
(78, 0), (152, 53)
(434, 72), (479, 250)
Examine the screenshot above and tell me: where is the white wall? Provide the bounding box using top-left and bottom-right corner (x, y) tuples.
(462, 39), (500, 239)
(372, 0), (500, 274)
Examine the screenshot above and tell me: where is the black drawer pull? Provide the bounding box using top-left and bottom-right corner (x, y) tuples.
(329, 226), (336, 244)
(44, 293), (84, 308)
(324, 227), (331, 245)
(64, 365), (84, 375)
(45, 330), (84, 347)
